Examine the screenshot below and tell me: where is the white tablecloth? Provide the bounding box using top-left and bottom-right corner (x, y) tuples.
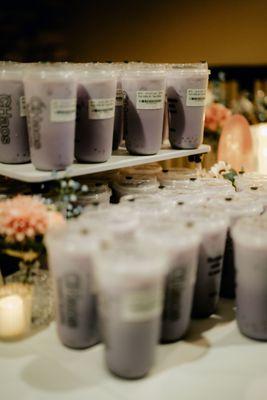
(1, 299), (267, 400)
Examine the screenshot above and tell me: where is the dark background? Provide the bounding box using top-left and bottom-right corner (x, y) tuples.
(1, 0), (267, 91)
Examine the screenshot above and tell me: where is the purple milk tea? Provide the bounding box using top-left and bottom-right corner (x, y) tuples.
(0, 63), (30, 163)
(232, 216), (267, 340)
(96, 245), (167, 379)
(161, 244), (199, 342)
(75, 69), (117, 162)
(46, 228), (101, 349)
(167, 64), (209, 149)
(187, 214), (228, 318)
(24, 66), (77, 171)
(207, 195), (263, 299)
(137, 222), (200, 343)
(122, 69), (166, 155)
(113, 77), (123, 150)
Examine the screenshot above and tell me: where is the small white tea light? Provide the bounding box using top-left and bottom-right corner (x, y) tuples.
(0, 284), (32, 340)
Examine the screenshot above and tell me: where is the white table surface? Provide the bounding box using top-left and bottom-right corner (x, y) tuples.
(1, 299), (267, 400)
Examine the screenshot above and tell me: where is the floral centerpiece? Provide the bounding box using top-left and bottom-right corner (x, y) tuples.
(204, 102), (232, 168)
(209, 161), (238, 188)
(0, 195), (64, 283)
(0, 195), (65, 328)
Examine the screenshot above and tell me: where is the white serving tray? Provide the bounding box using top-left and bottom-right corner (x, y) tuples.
(0, 144), (210, 183)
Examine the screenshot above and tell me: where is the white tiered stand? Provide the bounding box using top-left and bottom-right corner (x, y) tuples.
(0, 144), (210, 182)
(1, 143), (266, 400)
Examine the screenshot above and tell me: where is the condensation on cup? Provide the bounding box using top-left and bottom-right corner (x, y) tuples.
(166, 62), (210, 149)
(232, 216), (267, 340)
(75, 66), (117, 162)
(24, 64), (77, 171)
(95, 243), (168, 379)
(138, 221), (200, 342)
(45, 225), (102, 349)
(122, 66), (166, 155)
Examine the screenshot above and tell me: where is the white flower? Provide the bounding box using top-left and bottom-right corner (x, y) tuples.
(209, 161), (232, 178)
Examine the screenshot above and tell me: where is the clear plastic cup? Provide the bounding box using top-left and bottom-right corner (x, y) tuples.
(45, 226), (102, 349)
(209, 194), (264, 298)
(232, 216), (267, 340)
(166, 64), (210, 149)
(122, 68), (166, 155)
(174, 209), (229, 317)
(24, 65), (77, 171)
(138, 222), (200, 342)
(0, 62), (30, 163)
(95, 243), (168, 379)
(75, 67), (117, 162)
(112, 173), (159, 201)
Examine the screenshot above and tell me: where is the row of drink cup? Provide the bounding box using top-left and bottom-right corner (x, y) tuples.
(44, 165), (267, 379)
(0, 61), (209, 170)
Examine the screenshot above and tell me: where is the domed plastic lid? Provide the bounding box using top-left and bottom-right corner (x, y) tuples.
(235, 176), (267, 192)
(138, 219), (201, 253)
(95, 241), (169, 287)
(172, 207), (229, 233)
(23, 63), (76, 81)
(232, 215), (267, 247)
(166, 62), (210, 77)
(80, 206), (140, 238)
(159, 191), (206, 207)
(121, 64), (166, 79)
(0, 61), (25, 80)
(208, 193), (264, 220)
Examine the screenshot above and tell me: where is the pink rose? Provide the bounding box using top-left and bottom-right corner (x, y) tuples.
(205, 103), (232, 132)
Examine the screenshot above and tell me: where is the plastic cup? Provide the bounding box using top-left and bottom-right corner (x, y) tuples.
(122, 68), (166, 155)
(166, 63), (210, 149)
(24, 65), (77, 171)
(138, 221), (200, 342)
(45, 226), (102, 349)
(174, 209), (228, 317)
(232, 216), (267, 340)
(208, 194), (264, 298)
(95, 243), (168, 379)
(75, 68), (117, 162)
(0, 62), (30, 163)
